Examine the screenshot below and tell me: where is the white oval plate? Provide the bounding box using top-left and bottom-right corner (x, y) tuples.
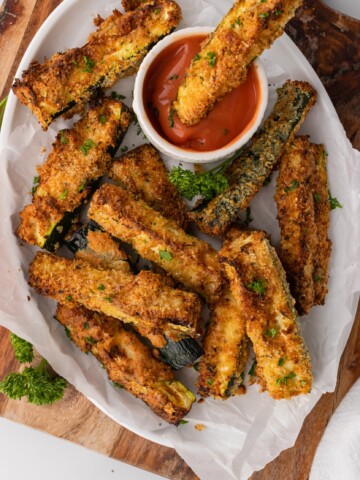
(0, 1), (359, 478)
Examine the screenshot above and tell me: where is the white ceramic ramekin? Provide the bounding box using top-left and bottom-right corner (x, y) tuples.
(133, 27), (268, 164)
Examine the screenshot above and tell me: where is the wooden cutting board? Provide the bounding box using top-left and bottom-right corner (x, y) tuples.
(0, 1), (359, 478)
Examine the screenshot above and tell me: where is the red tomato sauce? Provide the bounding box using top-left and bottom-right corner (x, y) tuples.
(143, 34), (261, 152)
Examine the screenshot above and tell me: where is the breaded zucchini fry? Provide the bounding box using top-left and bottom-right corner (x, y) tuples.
(67, 224), (204, 367)
(310, 144), (332, 305)
(197, 288), (249, 399)
(29, 252), (201, 337)
(13, 1), (181, 128)
(275, 136), (317, 315)
(88, 184), (224, 302)
(173, 0), (302, 126)
(219, 229), (312, 400)
(190, 81), (316, 236)
(109, 144), (188, 229)
(17, 98), (132, 251)
(55, 304), (195, 424)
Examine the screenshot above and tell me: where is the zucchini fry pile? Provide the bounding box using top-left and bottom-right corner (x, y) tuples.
(174, 0), (302, 126)
(275, 137), (332, 314)
(191, 80), (317, 237)
(219, 229), (312, 399)
(13, 0), (181, 129)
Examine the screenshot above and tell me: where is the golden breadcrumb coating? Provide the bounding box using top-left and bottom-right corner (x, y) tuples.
(56, 304), (195, 424)
(109, 144), (188, 229)
(197, 287), (249, 399)
(174, 0), (302, 125)
(190, 80), (316, 237)
(219, 229), (312, 400)
(17, 98), (132, 251)
(88, 184), (224, 302)
(13, 0), (181, 128)
(29, 252), (201, 337)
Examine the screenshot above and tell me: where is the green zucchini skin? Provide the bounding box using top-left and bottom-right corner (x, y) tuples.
(158, 337), (204, 370)
(190, 81), (317, 237)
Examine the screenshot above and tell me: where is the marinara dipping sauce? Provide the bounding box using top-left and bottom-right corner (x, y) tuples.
(143, 34), (261, 152)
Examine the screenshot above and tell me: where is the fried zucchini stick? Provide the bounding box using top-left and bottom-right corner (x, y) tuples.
(310, 144), (332, 305)
(13, 1), (181, 128)
(109, 144), (188, 229)
(29, 252), (201, 337)
(55, 304), (195, 424)
(190, 81), (316, 236)
(174, 0), (302, 126)
(17, 98), (132, 251)
(219, 229), (312, 400)
(197, 288), (249, 399)
(88, 184), (224, 302)
(275, 136), (317, 315)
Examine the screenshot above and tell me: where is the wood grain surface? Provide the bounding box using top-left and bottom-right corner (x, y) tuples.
(0, 1), (359, 479)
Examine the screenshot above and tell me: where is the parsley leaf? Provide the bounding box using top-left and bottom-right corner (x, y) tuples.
(284, 180), (299, 192)
(207, 52), (217, 67)
(82, 56), (95, 73)
(178, 420), (189, 425)
(159, 250), (173, 261)
(60, 130), (69, 144)
(328, 191), (342, 210)
(10, 334), (34, 364)
(80, 139), (95, 155)
(246, 278), (267, 295)
(264, 328), (278, 338)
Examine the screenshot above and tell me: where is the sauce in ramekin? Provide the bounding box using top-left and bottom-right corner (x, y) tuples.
(143, 34), (261, 152)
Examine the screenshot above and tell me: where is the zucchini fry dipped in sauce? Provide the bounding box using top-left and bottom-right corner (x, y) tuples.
(275, 137), (331, 315)
(219, 229), (312, 400)
(17, 98), (132, 251)
(29, 252), (201, 337)
(88, 184), (224, 302)
(67, 224), (204, 367)
(13, 1), (182, 129)
(190, 81), (317, 237)
(173, 0), (302, 126)
(197, 288), (249, 399)
(109, 144), (188, 229)
(55, 304), (195, 424)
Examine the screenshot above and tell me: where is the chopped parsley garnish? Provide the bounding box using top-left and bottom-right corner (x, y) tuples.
(249, 360), (257, 377)
(59, 189), (69, 200)
(178, 420), (189, 425)
(100, 114), (106, 125)
(313, 193), (321, 203)
(314, 274), (322, 283)
(103, 296), (113, 303)
(120, 146), (128, 154)
(32, 175), (40, 195)
(112, 382), (124, 389)
(169, 74), (179, 80)
(98, 284), (106, 290)
(207, 52), (217, 67)
(65, 295), (73, 301)
(194, 53), (201, 61)
(60, 130), (69, 144)
(78, 179), (87, 193)
(328, 191), (342, 210)
(85, 337), (97, 344)
(278, 357), (285, 367)
(154, 8), (160, 14)
(83, 322), (89, 330)
(245, 207), (253, 227)
(284, 180), (299, 192)
(168, 108), (175, 128)
(64, 327), (72, 339)
(276, 372), (296, 386)
(246, 278), (266, 295)
(275, 10), (282, 15)
(259, 12), (270, 18)
(206, 379), (213, 385)
(159, 250), (173, 261)
(111, 91), (126, 100)
(169, 157), (232, 201)
(82, 56), (95, 73)
(193, 363), (200, 371)
(235, 18), (241, 25)
(264, 328), (278, 338)
(80, 139), (95, 155)
(300, 380), (307, 387)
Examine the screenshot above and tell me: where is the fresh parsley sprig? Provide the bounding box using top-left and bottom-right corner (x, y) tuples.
(169, 157), (233, 201)
(0, 333), (67, 405)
